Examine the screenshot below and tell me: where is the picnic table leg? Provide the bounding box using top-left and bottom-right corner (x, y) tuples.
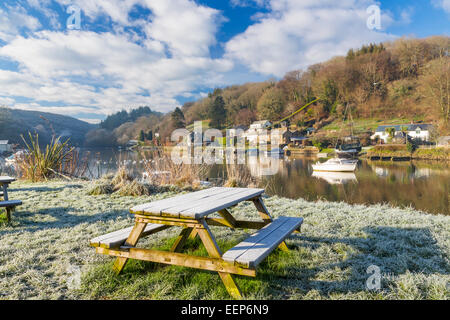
(170, 227), (193, 252)
(113, 221), (147, 274)
(253, 196), (289, 252)
(188, 228), (198, 240)
(5, 208), (11, 223)
(196, 220), (242, 299)
(2, 184), (9, 201)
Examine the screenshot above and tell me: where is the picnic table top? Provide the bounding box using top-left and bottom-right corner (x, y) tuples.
(130, 187), (265, 219)
(0, 176), (16, 184)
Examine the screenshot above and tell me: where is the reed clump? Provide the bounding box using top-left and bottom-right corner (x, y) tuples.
(87, 181), (114, 196)
(116, 179), (150, 196)
(16, 133), (75, 182)
(88, 166), (153, 196)
(224, 163), (260, 188)
(141, 151), (206, 189)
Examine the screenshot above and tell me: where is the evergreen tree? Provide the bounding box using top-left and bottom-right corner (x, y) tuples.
(171, 107), (185, 128)
(139, 130), (145, 141)
(209, 96), (227, 129)
(320, 79), (339, 113)
(147, 130), (153, 140)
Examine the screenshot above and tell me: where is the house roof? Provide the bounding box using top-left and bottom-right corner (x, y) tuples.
(375, 124), (432, 132)
(252, 120), (271, 125)
(231, 125), (248, 130)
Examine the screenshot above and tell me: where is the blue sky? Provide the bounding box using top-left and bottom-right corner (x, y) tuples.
(0, 0), (448, 123)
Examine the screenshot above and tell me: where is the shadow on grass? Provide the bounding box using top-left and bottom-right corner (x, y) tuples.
(0, 205), (131, 237)
(265, 226), (449, 298)
(8, 184), (84, 193)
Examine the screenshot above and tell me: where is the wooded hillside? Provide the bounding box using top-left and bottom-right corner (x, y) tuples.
(152, 36), (449, 141)
(0, 107), (94, 146)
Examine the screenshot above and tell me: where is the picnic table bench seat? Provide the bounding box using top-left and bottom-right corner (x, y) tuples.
(223, 216), (303, 268)
(0, 200), (22, 208)
(90, 223), (170, 249)
(0, 200), (22, 222)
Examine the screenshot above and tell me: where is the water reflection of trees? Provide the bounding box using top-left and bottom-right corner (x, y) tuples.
(78, 148), (449, 215)
(263, 158), (449, 215)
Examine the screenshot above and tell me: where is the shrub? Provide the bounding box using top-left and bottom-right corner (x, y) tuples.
(17, 133), (74, 182)
(406, 141), (417, 153)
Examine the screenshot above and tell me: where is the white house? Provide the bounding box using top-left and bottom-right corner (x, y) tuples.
(370, 124), (433, 143)
(244, 120), (272, 144)
(0, 140), (12, 153)
(228, 125), (248, 137)
(249, 120), (271, 130)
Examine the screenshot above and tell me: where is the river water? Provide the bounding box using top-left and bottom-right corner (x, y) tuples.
(2, 147), (445, 215)
(76, 147), (450, 216)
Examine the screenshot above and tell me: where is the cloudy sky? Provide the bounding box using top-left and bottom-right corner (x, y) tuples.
(0, 0), (449, 123)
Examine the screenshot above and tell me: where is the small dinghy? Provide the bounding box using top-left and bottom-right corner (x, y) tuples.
(312, 158), (358, 172)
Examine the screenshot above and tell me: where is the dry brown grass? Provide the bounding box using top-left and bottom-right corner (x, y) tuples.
(223, 163), (260, 188)
(141, 151), (206, 188)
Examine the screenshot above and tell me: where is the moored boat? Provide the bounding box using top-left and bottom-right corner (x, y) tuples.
(312, 158), (358, 172)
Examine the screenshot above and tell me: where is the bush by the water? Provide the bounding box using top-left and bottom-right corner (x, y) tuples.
(17, 133), (75, 182)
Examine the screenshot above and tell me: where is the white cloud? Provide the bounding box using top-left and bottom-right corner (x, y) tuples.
(432, 0), (450, 14)
(77, 118), (102, 124)
(225, 0), (397, 77)
(230, 0), (270, 8)
(0, 5), (41, 41)
(140, 0), (224, 57)
(0, 0), (233, 118)
(54, 0), (139, 25)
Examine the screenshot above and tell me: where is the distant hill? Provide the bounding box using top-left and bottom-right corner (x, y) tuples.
(0, 107), (96, 147)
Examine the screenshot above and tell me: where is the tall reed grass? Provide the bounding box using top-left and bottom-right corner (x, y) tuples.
(141, 150), (207, 188)
(16, 133), (84, 182)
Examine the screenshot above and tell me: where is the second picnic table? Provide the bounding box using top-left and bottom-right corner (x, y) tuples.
(0, 176), (22, 222)
(90, 187), (303, 298)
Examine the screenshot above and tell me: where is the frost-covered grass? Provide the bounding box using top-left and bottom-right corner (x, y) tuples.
(0, 180), (448, 300)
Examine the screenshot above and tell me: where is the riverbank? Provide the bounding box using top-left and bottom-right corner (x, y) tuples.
(0, 180), (448, 300)
(365, 145), (450, 161)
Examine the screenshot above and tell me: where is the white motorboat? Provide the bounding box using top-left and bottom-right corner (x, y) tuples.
(312, 158), (358, 172)
(312, 171), (357, 184)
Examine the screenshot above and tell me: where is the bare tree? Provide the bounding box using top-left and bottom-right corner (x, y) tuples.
(423, 54), (450, 123)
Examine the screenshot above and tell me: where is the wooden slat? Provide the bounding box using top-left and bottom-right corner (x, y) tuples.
(239, 218), (301, 267)
(222, 218), (286, 262)
(159, 188), (243, 218)
(0, 200), (22, 208)
(130, 187), (223, 215)
(96, 246), (256, 277)
(222, 216), (303, 268)
(180, 188), (264, 219)
(0, 176), (15, 183)
(90, 223), (170, 248)
(163, 188), (249, 218)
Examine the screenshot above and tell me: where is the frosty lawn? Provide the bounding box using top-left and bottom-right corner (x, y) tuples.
(0, 180), (448, 299)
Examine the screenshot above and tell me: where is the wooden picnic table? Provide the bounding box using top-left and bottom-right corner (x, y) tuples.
(0, 176), (16, 200)
(0, 176), (22, 222)
(90, 187), (303, 299)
